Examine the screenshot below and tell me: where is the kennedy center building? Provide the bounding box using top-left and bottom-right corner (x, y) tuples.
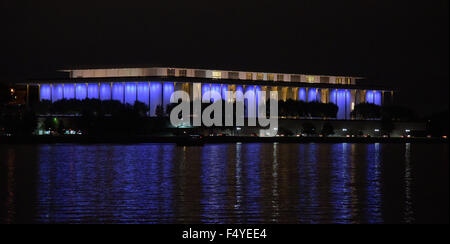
(32, 67), (393, 120)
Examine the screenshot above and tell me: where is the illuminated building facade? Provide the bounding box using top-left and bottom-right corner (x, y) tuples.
(31, 67), (393, 120)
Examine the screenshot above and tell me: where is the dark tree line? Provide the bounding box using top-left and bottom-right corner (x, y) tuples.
(36, 99), (152, 136)
(351, 103), (417, 121)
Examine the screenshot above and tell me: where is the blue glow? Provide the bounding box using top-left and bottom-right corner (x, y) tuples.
(330, 143), (354, 223)
(245, 86), (256, 118)
(112, 83), (124, 102)
(332, 89), (351, 120)
(100, 83), (112, 101)
(137, 82), (150, 106)
(36, 144), (176, 224)
(202, 84), (211, 101)
(297, 144), (320, 223)
(125, 83), (137, 105)
(76, 84), (87, 100)
(236, 85), (244, 102)
(366, 91), (374, 104)
(330, 89), (337, 104)
(52, 84), (63, 102)
(87, 84), (99, 100)
(374, 91), (382, 106)
(40, 84), (52, 101)
(298, 88), (307, 101)
(163, 82), (174, 110)
(201, 145), (229, 223)
(63, 84), (75, 100)
(221, 84), (229, 101)
(211, 84), (221, 102)
(150, 82), (162, 116)
(308, 88), (318, 102)
(366, 144), (383, 223)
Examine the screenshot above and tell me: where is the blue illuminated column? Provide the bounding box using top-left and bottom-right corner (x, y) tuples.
(137, 82), (150, 106)
(308, 88), (318, 102)
(202, 83), (211, 101)
(76, 84), (87, 100)
(221, 84), (229, 102)
(40, 84), (52, 101)
(163, 82), (175, 111)
(345, 90), (351, 120)
(63, 84), (75, 100)
(100, 83), (112, 101)
(112, 83), (124, 103)
(211, 84), (221, 102)
(366, 91), (374, 104)
(298, 88), (307, 102)
(331, 89), (351, 120)
(236, 85), (244, 103)
(87, 83), (99, 99)
(150, 82), (162, 116)
(125, 83), (137, 105)
(52, 84), (63, 102)
(330, 89), (338, 105)
(373, 91), (382, 106)
(245, 85), (256, 118)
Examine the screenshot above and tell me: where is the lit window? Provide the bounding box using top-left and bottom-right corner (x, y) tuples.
(212, 71), (222, 79)
(336, 78), (343, 84)
(346, 78), (351, 84)
(179, 70), (187, 77)
(277, 74), (284, 81)
(246, 73), (253, 80)
(307, 76), (315, 83)
(267, 74), (275, 81)
(167, 69), (176, 76)
(256, 73), (264, 80)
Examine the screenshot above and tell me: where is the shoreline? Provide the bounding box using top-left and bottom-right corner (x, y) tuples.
(1, 135), (448, 145)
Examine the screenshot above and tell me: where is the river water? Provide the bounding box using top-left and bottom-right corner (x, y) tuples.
(0, 143), (448, 224)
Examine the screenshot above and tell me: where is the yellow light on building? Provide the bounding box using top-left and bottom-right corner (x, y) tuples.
(307, 76), (315, 83)
(212, 71), (222, 79)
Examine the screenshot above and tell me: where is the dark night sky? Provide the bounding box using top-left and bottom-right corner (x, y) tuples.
(1, 0), (448, 116)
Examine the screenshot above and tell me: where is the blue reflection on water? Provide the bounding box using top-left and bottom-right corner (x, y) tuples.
(297, 144), (320, 223)
(365, 143), (383, 223)
(242, 143), (262, 223)
(329, 143), (354, 223)
(36, 144), (175, 224)
(8, 143), (426, 224)
(200, 145), (228, 224)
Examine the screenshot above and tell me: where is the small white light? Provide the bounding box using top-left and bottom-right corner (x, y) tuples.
(374, 129), (380, 132)
(405, 129), (411, 133)
(342, 128), (348, 132)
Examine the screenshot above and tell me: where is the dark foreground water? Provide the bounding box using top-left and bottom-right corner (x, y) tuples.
(0, 143), (448, 224)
